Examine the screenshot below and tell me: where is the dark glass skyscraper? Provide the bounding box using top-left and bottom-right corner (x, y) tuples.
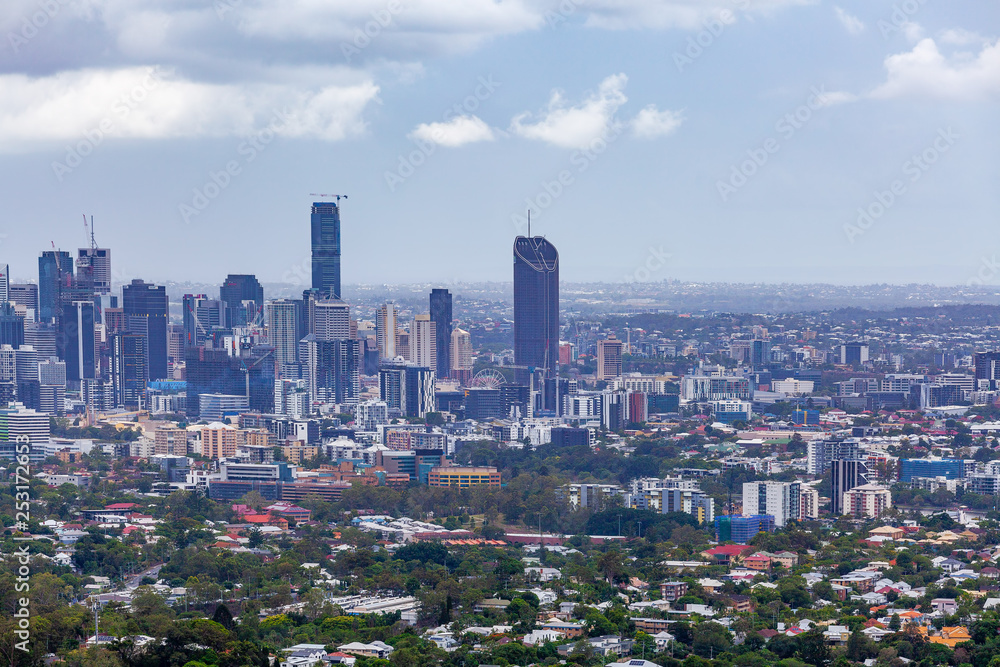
(311, 201), (342, 299)
(38, 250), (73, 321)
(0, 303), (25, 348)
(220, 274), (264, 327)
(513, 236), (559, 379)
(111, 333), (147, 409)
(122, 279), (168, 380)
(429, 288), (452, 379)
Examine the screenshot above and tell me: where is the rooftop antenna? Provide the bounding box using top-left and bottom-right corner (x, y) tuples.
(310, 194), (348, 203)
(527, 210), (531, 237)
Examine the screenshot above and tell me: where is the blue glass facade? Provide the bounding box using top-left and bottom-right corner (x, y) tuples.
(311, 202), (341, 299)
(714, 515), (775, 544)
(899, 458), (964, 482)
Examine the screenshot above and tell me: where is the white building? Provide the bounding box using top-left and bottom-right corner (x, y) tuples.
(771, 379), (814, 395)
(742, 481), (801, 527)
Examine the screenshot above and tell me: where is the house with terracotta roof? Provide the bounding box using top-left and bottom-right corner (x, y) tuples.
(929, 626), (971, 647)
(701, 544), (753, 565)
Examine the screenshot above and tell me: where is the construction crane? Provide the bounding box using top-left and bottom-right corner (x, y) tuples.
(82, 214), (97, 249)
(309, 193), (348, 203)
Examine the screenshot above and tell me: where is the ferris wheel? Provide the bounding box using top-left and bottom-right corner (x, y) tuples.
(471, 368), (506, 389)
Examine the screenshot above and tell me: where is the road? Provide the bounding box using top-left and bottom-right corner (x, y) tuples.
(126, 564), (164, 590)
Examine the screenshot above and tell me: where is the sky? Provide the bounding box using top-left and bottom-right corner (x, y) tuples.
(0, 0), (998, 288)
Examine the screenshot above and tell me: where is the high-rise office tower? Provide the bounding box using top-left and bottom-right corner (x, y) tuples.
(0, 263), (9, 303)
(311, 200), (342, 299)
(376, 302), (398, 360)
(429, 289), (452, 379)
(0, 303), (25, 348)
(111, 333), (147, 409)
(220, 274), (264, 327)
(167, 324), (184, 373)
(596, 335), (624, 380)
(182, 294), (224, 348)
(300, 335), (361, 405)
(411, 314), (436, 371)
(122, 279), (168, 380)
(9, 284), (38, 321)
(513, 235), (559, 383)
(184, 345), (274, 419)
(379, 361), (435, 418)
(76, 248), (112, 295)
(266, 299), (304, 370)
(312, 299), (351, 341)
(38, 250), (73, 321)
(58, 300), (96, 383)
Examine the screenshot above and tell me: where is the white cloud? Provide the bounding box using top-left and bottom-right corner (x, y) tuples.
(510, 73), (628, 149)
(410, 115), (494, 147)
(834, 7), (864, 35)
(813, 90), (857, 107)
(939, 28), (985, 46)
(578, 0), (810, 30)
(631, 105), (683, 138)
(0, 66), (379, 150)
(870, 37), (1000, 100)
(902, 21), (924, 42)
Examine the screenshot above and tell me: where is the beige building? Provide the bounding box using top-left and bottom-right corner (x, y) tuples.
(596, 335), (624, 380)
(154, 427), (187, 456)
(410, 314), (436, 369)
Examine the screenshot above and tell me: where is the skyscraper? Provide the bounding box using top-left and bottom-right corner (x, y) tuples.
(9, 284), (39, 321)
(311, 201), (342, 299)
(376, 302), (398, 360)
(300, 335), (361, 405)
(122, 279), (168, 380)
(513, 236), (559, 379)
(182, 294), (223, 348)
(38, 250), (73, 321)
(220, 274), (264, 327)
(379, 361), (434, 418)
(266, 299), (304, 371)
(0, 263), (9, 303)
(58, 300), (95, 383)
(110, 333), (147, 409)
(411, 314), (436, 370)
(450, 327), (472, 385)
(596, 335), (624, 380)
(312, 299), (351, 341)
(76, 247), (112, 295)
(429, 289), (452, 379)
(830, 459), (869, 515)
(0, 303), (25, 348)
